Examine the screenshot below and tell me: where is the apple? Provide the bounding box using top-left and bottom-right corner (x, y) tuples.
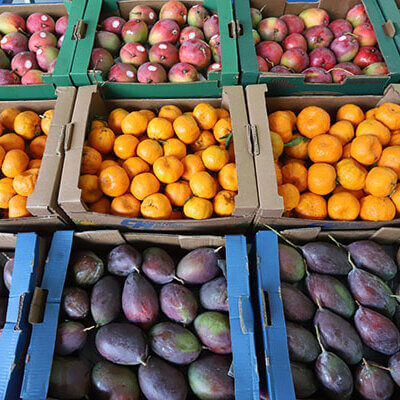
(282, 33), (307, 51)
(258, 17), (288, 42)
(353, 46), (382, 69)
(270, 65), (292, 73)
(256, 41), (283, 68)
(354, 22), (377, 47)
(257, 56), (269, 72)
(330, 62), (361, 83)
(309, 47), (336, 70)
(280, 48), (309, 73)
(253, 29), (261, 45)
(346, 4), (368, 28)
(251, 8), (262, 29)
(362, 62), (388, 75)
(303, 67), (332, 83)
(279, 14), (304, 34)
(328, 19), (353, 38)
(330, 34), (359, 63)
(304, 25), (334, 50)
(299, 8), (329, 29)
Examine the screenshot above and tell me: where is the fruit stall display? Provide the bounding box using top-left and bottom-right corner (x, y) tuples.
(0, 2), (78, 99)
(234, 0), (400, 95)
(68, 0), (239, 98)
(254, 228), (400, 400)
(20, 230), (259, 400)
(57, 85), (259, 233)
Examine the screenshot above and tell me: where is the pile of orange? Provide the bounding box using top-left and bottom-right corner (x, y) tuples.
(79, 103), (237, 220)
(0, 107), (52, 219)
(271, 102), (400, 221)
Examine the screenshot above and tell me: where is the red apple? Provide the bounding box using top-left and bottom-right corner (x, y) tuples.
(21, 69), (43, 85)
(179, 39), (211, 70)
(279, 14), (304, 34)
(0, 13), (25, 35)
(362, 62), (388, 75)
(281, 48), (309, 73)
(282, 33), (307, 51)
(159, 1), (188, 28)
(203, 15), (219, 42)
(304, 25), (334, 50)
(108, 63), (137, 82)
(309, 47), (336, 70)
(55, 16), (68, 36)
(179, 26), (204, 44)
(270, 65), (292, 73)
(120, 42), (148, 67)
(253, 29), (261, 45)
(0, 69), (20, 85)
(303, 67), (332, 83)
(251, 8), (262, 29)
(330, 62), (361, 83)
(169, 62), (198, 82)
(354, 22), (377, 47)
(26, 13), (55, 34)
(187, 5), (209, 29)
(256, 41), (283, 68)
(299, 8), (329, 29)
(330, 34), (359, 63)
(256, 56), (269, 72)
(346, 4), (368, 28)
(353, 46), (382, 69)
(148, 19), (180, 45)
(101, 16), (126, 35)
(11, 51), (38, 77)
(129, 5), (157, 26)
(328, 19), (353, 38)
(137, 62), (167, 83)
(149, 41), (179, 69)
(207, 62), (221, 75)
(258, 17), (288, 42)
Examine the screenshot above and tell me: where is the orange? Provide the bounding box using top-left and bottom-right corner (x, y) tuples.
(213, 118), (232, 143)
(91, 119), (107, 129)
(0, 178), (16, 208)
(333, 185), (364, 200)
(89, 197), (110, 214)
(336, 158), (367, 191)
(213, 190), (235, 217)
(356, 119), (391, 146)
(81, 146), (102, 175)
(284, 134), (309, 160)
(390, 183), (400, 215)
(29, 135), (46, 159)
(141, 193), (172, 219)
(193, 103), (218, 130)
(173, 115), (201, 144)
(342, 143), (352, 158)
(0, 145), (5, 168)
(378, 146), (400, 176)
(190, 130), (216, 152)
(113, 135), (139, 160)
(122, 157), (150, 180)
(328, 120), (354, 144)
(12, 168), (39, 196)
(0, 133), (25, 152)
(163, 138), (187, 159)
(165, 180), (192, 206)
(350, 135), (382, 166)
(88, 127), (116, 154)
(218, 163), (237, 191)
(130, 172), (160, 201)
(8, 195), (31, 218)
(99, 165), (130, 197)
(275, 161), (283, 185)
(121, 111), (148, 136)
(40, 109), (54, 135)
(139, 109), (156, 122)
(375, 102), (400, 130)
(307, 163), (336, 195)
(79, 174), (103, 203)
(98, 159), (119, 175)
(136, 139), (163, 165)
(28, 159), (41, 169)
(158, 105), (182, 122)
(308, 134), (343, 164)
(0, 108), (20, 131)
(390, 134), (400, 146)
(183, 196), (213, 219)
(153, 156), (184, 184)
(270, 131), (284, 160)
(278, 183), (300, 212)
(147, 117), (174, 140)
(360, 195), (396, 221)
(189, 171), (218, 199)
(2, 149), (29, 178)
(295, 192), (327, 220)
(108, 108), (129, 134)
(216, 108), (230, 120)
(328, 192), (360, 221)
(110, 194), (140, 218)
(181, 154), (205, 180)
(281, 161), (308, 193)
(365, 108), (377, 119)
(201, 145), (229, 171)
(269, 110), (295, 143)
(365, 166), (397, 198)
(14, 111), (41, 140)
(336, 104), (365, 126)
(296, 106), (330, 139)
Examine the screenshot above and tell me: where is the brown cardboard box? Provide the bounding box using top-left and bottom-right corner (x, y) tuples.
(58, 85), (259, 233)
(0, 87), (77, 231)
(247, 83), (400, 230)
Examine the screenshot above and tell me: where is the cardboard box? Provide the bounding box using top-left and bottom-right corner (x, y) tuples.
(69, 0), (239, 98)
(0, 232), (47, 400)
(0, 1), (80, 100)
(247, 83), (400, 230)
(0, 86), (76, 231)
(234, 0), (400, 95)
(58, 85), (259, 233)
(21, 230), (260, 400)
(253, 227), (400, 400)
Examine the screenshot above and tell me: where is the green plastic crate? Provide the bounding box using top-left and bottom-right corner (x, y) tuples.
(69, 0), (239, 98)
(0, 1), (83, 100)
(234, 0), (400, 95)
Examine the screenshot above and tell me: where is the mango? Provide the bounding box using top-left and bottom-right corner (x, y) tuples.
(200, 276), (229, 312)
(71, 250), (104, 285)
(108, 244), (142, 276)
(286, 321), (320, 363)
(290, 362), (318, 399)
(279, 243), (305, 283)
(282, 282), (315, 322)
(389, 352), (400, 386)
(55, 321), (87, 356)
(142, 247), (175, 284)
(62, 287), (89, 320)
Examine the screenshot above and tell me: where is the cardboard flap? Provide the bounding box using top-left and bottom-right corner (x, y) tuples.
(379, 84), (400, 105)
(280, 228), (322, 243)
(75, 230), (126, 247)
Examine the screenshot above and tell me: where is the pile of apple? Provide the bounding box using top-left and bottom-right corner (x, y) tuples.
(90, 1), (221, 83)
(253, 4), (389, 83)
(0, 11), (67, 85)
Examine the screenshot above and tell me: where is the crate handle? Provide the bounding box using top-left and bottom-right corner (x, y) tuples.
(64, 123), (74, 152)
(260, 290), (272, 328)
(72, 19), (87, 41)
(228, 20), (243, 38)
(382, 20), (396, 38)
(28, 287), (48, 324)
(245, 124), (260, 156)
